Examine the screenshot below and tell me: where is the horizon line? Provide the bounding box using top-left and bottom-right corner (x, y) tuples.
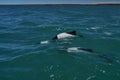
(0, 3), (120, 6)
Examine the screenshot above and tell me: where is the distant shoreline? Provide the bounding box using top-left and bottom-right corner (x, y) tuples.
(0, 3), (120, 6)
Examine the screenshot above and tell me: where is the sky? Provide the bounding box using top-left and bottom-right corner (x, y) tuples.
(0, 0), (120, 4)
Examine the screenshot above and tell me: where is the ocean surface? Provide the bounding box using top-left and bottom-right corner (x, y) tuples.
(0, 5), (120, 80)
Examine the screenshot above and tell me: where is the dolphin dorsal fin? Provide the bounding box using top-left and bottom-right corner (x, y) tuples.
(67, 31), (76, 35)
(52, 36), (57, 40)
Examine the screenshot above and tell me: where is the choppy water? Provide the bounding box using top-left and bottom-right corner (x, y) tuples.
(0, 5), (120, 80)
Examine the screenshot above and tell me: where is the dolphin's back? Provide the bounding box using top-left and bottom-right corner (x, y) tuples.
(52, 30), (77, 40)
(57, 33), (75, 39)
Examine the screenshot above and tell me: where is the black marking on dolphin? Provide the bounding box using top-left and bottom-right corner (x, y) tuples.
(68, 31), (83, 37)
(78, 47), (93, 53)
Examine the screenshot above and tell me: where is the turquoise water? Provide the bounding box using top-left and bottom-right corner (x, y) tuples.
(0, 5), (120, 80)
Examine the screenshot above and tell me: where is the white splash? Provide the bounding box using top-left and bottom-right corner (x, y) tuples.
(100, 69), (106, 74)
(50, 74), (54, 78)
(86, 75), (96, 80)
(91, 27), (100, 30)
(40, 40), (49, 44)
(104, 32), (112, 36)
(86, 28), (90, 30)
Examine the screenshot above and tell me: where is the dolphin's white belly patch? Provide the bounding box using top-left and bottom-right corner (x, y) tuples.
(57, 33), (75, 39)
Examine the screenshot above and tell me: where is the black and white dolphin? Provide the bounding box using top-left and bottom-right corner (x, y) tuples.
(40, 31), (82, 44)
(66, 47), (113, 63)
(52, 30), (83, 40)
(67, 47), (93, 53)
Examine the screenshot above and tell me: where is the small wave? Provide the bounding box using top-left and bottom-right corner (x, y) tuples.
(0, 55), (22, 62)
(91, 27), (100, 30)
(86, 75), (96, 80)
(0, 49), (45, 62)
(0, 43), (37, 50)
(21, 12), (32, 15)
(0, 55), (10, 61)
(0, 25), (8, 30)
(104, 32), (112, 36)
(19, 21), (38, 26)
